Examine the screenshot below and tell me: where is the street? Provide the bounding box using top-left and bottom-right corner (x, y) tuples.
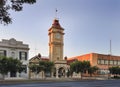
(0, 80), (120, 87)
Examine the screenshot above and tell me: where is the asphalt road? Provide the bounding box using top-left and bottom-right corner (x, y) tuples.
(0, 80), (120, 87)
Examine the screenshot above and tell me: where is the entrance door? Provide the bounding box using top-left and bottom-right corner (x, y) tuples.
(10, 71), (16, 77)
(58, 67), (65, 78)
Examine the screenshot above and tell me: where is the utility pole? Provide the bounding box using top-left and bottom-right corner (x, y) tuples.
(108, 40), (112, 79)
(110, 40), (112, 55)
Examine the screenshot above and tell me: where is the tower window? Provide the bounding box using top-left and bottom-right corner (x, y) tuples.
(57, 57), (59, 60)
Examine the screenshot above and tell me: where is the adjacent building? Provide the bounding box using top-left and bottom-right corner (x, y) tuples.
(68, 53), (120, 75)
(0, 38), (29, 79)
(29, 54), (49, 79)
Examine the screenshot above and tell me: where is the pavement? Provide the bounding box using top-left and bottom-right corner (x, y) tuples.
(0, 78), (75, 85)
(0, 77), (111, 85)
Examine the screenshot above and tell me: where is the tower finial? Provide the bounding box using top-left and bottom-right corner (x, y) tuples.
(55, 8), (58, 19)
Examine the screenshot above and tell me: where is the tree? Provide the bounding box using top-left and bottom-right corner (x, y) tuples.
(88, 66), (99, 77)
(7, 57), (24, 73)
(70, 60), (90, 79)
(44, 61), (54, 74)
(0, 56), (9, 79)
(81, 61), (91, 73)
(29, 64), (40, 74)
(0, 0), (36, 25)
(39, 61), (54, 78)
(0, 56), (24, 80)
(80, 61), (90, 79)
(29, 61), (54, 79)
(109, 66), (120, 77)
(70, 60), (81, 74)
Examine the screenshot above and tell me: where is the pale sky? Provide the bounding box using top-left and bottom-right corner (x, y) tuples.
(0, 0), (120, 58)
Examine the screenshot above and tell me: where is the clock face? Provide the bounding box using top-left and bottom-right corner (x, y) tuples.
(55, 33), (61, 39)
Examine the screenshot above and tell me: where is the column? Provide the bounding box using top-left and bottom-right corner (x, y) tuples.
(65, 69), (68, 78)
(51, 71), (54, 78)
(8, 72), (10, 78)
(56, 68), (59, 78)
(29, 70), (31, 79)
(17, 72), (19, 78)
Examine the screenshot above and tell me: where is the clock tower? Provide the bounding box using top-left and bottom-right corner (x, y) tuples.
(48, 19), (64, 62)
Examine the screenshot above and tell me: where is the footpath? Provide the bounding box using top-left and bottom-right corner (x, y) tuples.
(0, 78), (75, 85)
(0, 77), (108, 85)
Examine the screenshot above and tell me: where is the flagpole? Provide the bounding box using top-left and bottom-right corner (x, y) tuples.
(55, 8), (58, 19)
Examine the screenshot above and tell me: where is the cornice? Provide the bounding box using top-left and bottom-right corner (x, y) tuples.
(0, 45), (30, 50)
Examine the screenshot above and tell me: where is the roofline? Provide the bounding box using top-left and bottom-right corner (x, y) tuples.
(68, 52), (120, 60)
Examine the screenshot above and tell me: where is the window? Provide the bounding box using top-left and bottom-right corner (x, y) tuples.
(105, 60), (108, 65)
(110, 60), (113, 65)
(0, 50), (6, 56)
(11, 52), (15, 58)
(118, 61), (120, 65)
(101, 60), (105, 64)
(98, 59), (105, 64)
(114, 60), (117, 65)
(57, 57), (59, 60)
(19, 52), (27, 60)
(98, 69), (107, 75)
(98, 59), (101, 64)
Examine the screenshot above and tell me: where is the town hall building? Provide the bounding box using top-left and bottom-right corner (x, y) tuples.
(48, 19), (69, 78)
(29, 19), (69, 79)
